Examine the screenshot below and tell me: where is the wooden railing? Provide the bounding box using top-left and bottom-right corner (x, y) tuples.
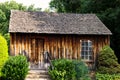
(44, 51), (54, 70)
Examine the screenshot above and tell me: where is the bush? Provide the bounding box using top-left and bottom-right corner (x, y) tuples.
(96, 73), (120, 80)
(72, 60), (91, 80)
(97, 46), (120, 74)
(4, 33), (10, 52)
(1, 55), (29, 80)
(48, 59), (91, 80)
(0, 35), (8, 76)
(48, 59), (76, 80)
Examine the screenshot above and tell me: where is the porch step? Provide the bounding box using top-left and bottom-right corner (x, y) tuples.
(29, 63), (50, 70)
(25, 69), (50, 80)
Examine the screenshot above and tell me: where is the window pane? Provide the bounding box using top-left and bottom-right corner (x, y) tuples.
(81, 51), (84, 55)
(89, 47), (92, 51)
(82, 56), (84, 59)
(86, 47), (88, 51)
(84, 42), (88, 46)
(89, 56), (92, 60)
(89, 51), (92, 55)
(85, 51), (88, 55)
(82, 42), (85, 46)
(82, 47), (85, 50)
(85, 56), (88, 59)
(88, 41), (92, 46)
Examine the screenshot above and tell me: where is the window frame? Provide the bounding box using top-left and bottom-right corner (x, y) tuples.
(80, 40), (93, 62)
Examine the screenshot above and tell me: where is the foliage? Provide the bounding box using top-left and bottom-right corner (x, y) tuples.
(0, 1), (26, 35)
(96, 73), (120, 80)
(50, 0), (81, 13)
(97, 46), (120, 74)
(3, 33), (10, 52)
(44, 8), (51, 12)
(48, 59), (90, 80)
(0, 1), (41, 35)
(48, 59), (76, 80)
(1, 55), (29, 80)
(27, 4), (41, 11)
(72, 60), (90, 80)
(0, 35), (8, 76)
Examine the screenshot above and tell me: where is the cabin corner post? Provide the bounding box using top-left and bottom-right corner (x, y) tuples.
(10, 33), (14, 56)
(13, 33), (17, 56)
(108, 35), (110, 45)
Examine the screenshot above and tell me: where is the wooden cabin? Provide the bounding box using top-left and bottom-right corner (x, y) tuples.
(9, 10), (112, 69)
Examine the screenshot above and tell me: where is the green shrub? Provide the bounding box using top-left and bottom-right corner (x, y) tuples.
(96, 73), (120, 80)
(0, 35), (8, 76)
(48, 59), (91, 80)
(1, 55), (29, 80)
(72, 60), (91, 80)
(4, 33), (10, 52)
(48, 59), (76, 80)
(97, 46), (120, 74)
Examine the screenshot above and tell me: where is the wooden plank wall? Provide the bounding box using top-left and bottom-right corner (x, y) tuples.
(10, 33), (110, 63)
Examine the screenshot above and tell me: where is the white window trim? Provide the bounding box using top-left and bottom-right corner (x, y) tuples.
(80, 40), (93, 61)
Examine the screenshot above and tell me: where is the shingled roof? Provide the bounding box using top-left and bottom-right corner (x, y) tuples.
(9, 10), (112, 35)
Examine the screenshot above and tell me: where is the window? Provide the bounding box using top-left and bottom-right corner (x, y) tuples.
(81, 40), (93, 61)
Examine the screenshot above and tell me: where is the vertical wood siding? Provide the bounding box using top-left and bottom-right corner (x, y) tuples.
(10, 33), (110, 64)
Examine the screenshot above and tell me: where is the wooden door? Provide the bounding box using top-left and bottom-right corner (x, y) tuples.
(31, 38), (44, 64)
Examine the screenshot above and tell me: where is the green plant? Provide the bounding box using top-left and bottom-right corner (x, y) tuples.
(1, 55), (29, 80)
(3, 33), (10, 52)
(72, 60), (91, 80)
(96, 73), (120, 80)
(0, 35), (8, 76)
(48, 59), (91, 80)
(48, 59), (76, 80)
(97, 45), (120, 74)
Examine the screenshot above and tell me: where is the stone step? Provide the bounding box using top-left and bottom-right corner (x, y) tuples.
(26, 69), (50, 80)
(28, 69), (49, 75)
(29, 63), (50, 70)
(26, 74), (49, 78)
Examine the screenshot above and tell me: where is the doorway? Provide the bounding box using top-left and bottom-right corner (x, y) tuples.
(31, 38), (44, 69)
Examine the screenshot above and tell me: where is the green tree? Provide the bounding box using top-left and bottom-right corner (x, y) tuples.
(50, 0), (81, 13)
(97, 46), (120, 74)
(27, 4), (41, 11)
(44, 8), (50, 12)
(0, 1), (26, 35)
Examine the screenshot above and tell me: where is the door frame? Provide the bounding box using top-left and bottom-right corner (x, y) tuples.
(31, 38), (44, 64)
